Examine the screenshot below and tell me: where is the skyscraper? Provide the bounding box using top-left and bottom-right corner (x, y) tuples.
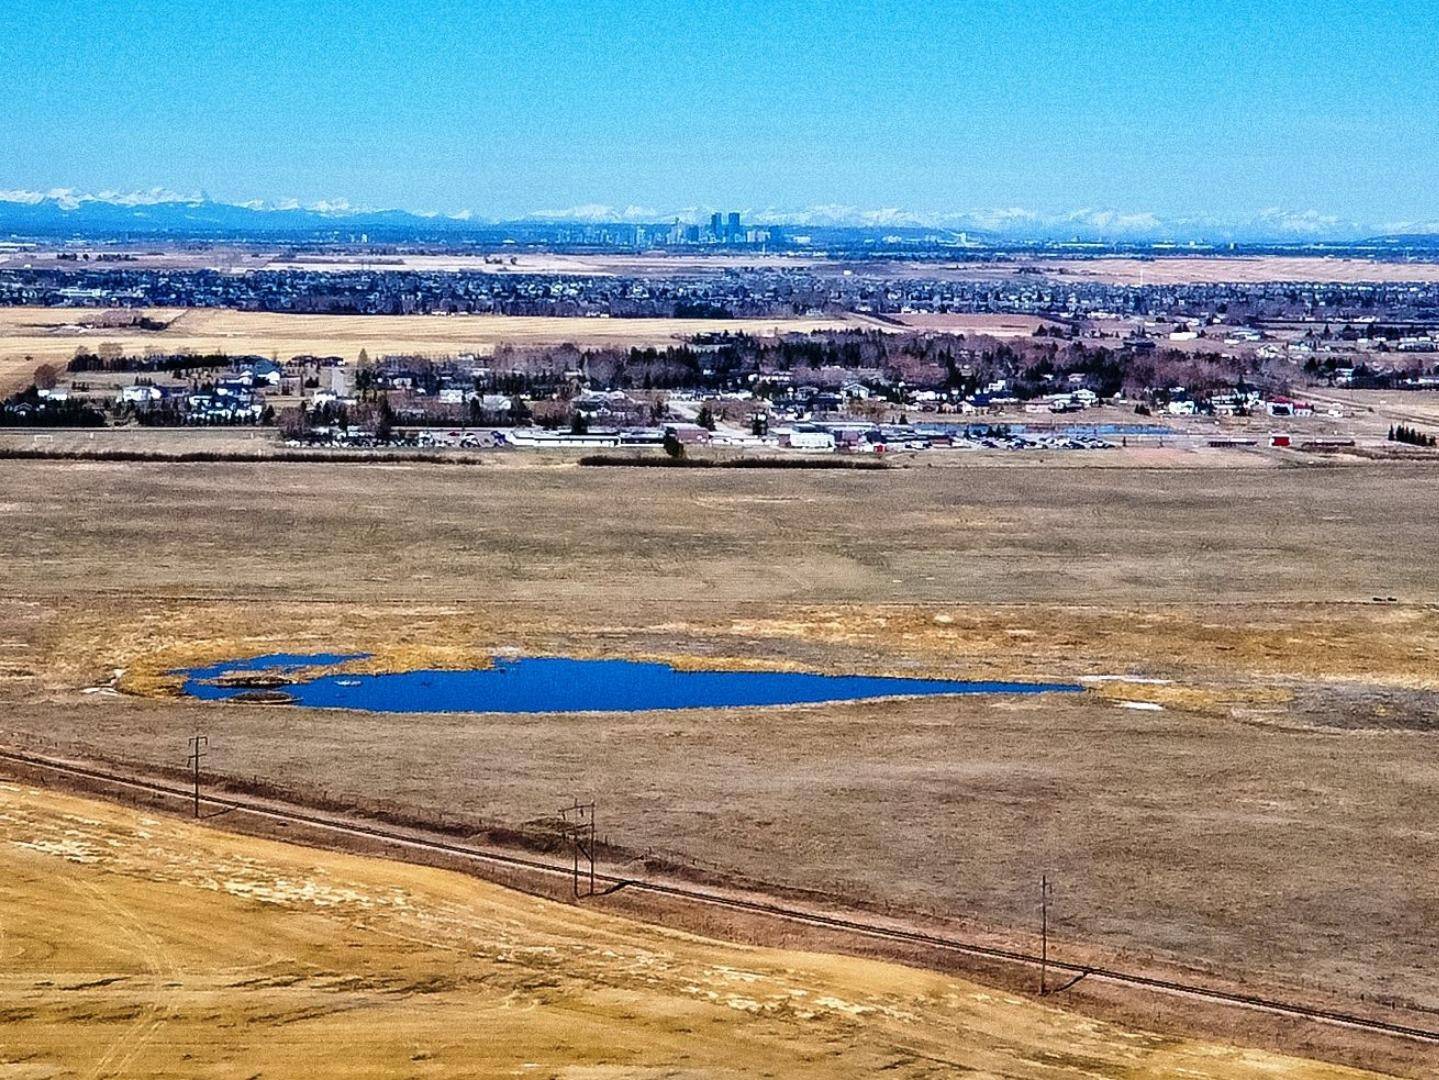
(727, 212), (741, 243)
(710, 212), (723, 241)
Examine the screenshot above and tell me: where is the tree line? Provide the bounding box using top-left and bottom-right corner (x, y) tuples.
(1388, 424), (1437, 447)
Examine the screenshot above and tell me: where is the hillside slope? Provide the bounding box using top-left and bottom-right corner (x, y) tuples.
(0, 783), (1381, 1079)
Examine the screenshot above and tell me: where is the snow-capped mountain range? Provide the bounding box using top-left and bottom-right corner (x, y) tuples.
(2, 187), (1436, 244)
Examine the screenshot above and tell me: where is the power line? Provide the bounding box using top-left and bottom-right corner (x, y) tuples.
(559, 798), (596, 898)
(3, 747), (1435, 1047)
(1040, 873), (1052, 995)
(186, 733), (208, 818)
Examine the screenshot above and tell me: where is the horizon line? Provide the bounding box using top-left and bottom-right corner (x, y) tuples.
(3, 186), (1439, 242)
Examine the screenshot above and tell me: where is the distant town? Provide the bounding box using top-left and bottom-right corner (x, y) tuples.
(7, 260), (1439, 321)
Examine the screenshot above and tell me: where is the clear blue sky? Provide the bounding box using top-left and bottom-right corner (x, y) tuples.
(3, 0), (1437, 223)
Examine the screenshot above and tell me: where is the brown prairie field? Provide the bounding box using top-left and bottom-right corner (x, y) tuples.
(265, 252), (1439, 284)
(982, 256), (1439, 286)
(830, 256), (1439, 286)
(0, 349), (45, 393)
(11, 245), (1439, 285)
(0, 306), (858, 386)
(0, 782), (1381, 1079)
(2, 458), (1438, 1073)
(0, 247), (844, 275)
(873, 312), (1068, 336)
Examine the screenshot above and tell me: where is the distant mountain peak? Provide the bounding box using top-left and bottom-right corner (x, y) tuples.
(1, 186), (1436, 244)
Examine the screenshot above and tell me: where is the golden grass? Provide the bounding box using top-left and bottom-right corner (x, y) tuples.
(0, 351), (45, 392)
(0, 306), (858, 370)
(876, 313), (1066, 337)
(85, 598), (1439, 704)
(1039, 256), (1439, 285)
(4, 459), (1439, 1057)
(258, 251), (836, 275)
(0, 782), (1383, 1079)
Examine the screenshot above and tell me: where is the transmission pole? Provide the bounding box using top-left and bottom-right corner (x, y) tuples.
(187, 734), (208, 818)
(1040, 873), (1051, 995)
(559, 798), (596, 898)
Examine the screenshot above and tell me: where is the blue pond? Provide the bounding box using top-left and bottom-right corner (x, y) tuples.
(182, 654), (1081, 714)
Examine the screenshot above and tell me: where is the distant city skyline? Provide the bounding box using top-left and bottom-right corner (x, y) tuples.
(3, 0), (1437, 229)
(1, 184), (1437, 243)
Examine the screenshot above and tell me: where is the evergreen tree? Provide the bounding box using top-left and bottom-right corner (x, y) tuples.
(375, 394), (394, 443)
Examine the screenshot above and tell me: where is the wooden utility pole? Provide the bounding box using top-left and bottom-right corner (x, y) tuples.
(1040, 874), (1051, 995)
(187, 734), (208, 818)
(559, 798), (596, 898)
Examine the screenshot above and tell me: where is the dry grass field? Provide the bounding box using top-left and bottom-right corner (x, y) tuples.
(830, 256), (1439, 286)
(1306, 388), (1439, 427)
(262, 251), (839, 275)
(0, 306), (857, 384)
(0, 454), (1437, 1066)
(871, 313), (1067, 336)
(1034, 256), (1439, 285)
(10, 245), (1439, 285)
(0, 350), (44, 393)
(0, 783), (1382, 1079)
(0, 247), (842, 275)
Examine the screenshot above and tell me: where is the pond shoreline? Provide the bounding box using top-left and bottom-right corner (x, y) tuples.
(180, 652), (1085, 715)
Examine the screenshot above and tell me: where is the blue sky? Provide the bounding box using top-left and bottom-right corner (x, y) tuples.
(3, 0), (1438, 225)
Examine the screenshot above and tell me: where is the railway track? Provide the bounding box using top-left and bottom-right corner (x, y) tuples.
(3, 744), (1437, 1048)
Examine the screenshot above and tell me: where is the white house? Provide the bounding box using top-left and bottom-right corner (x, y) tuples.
(785, 429), (836, 451)
(238, 360), (283, 386)
(120, 385), (165, 404)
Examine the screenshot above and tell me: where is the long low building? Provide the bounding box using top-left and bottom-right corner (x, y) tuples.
(505, 428), (624, 448)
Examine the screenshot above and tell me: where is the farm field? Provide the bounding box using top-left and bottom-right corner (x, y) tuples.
(0, 306), (857, 384)
(1, 459), (1437, 1072)
(874, 312), (1067, 336)
(0, 246), (843, 275)
(1306, 387), (1439, 427)
(841, 256), (1439, 285)
(260, 250), (839, 275)
(0, 782), (1382, 1079)
(10, 245), (1439, 285)
(0, 349), (43, 393)
(1032, 256), (1439, 285)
